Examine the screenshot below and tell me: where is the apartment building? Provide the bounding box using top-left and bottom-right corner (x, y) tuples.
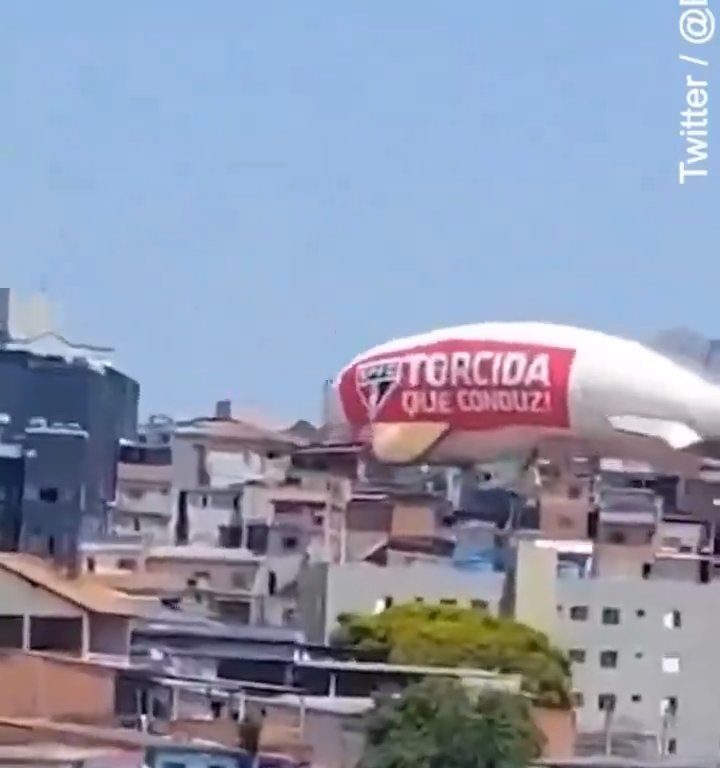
(0, 289), (140, 565)
(113, 430), (173, 544)
(555, 572), (720, 757)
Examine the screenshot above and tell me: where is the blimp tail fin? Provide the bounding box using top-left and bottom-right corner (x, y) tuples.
(607, 414), (703, 451)
(369, 422), (450, 464)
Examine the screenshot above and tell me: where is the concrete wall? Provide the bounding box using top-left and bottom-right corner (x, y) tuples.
(170, 437), (288, 493)
(532, 707), (576, 759)
(299, 561), (505, 643)
(116, 486), (171, 517)
(0, 569), (82, 617)
(591, 544), (652, 579)
(296, 565), (328, 643)
(0, 652), (116, 719)
(259, 701), (364, 768)
(112, 510), (170, 544)
(514, 540), (557, 636)
(144, 557), (261, 593)
(89, 615), (131, 656)
(182, 492), (237, 546)
(539, 493), (589, 540)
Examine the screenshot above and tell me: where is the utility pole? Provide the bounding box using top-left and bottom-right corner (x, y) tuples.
(602, 697), (616, 756)
(659, 698), (677, 756)
(324, 478), (332, 562)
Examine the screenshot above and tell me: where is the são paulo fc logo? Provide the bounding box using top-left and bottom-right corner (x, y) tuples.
(355, 358), (402, 419)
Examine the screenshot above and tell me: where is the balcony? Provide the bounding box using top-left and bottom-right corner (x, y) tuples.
(117, 462), (172, 484)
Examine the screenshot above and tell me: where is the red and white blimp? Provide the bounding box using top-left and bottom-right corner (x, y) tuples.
(329, 322), (720, 476)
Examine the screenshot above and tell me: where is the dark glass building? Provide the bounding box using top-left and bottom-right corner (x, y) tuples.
(0, 345), (139, 562)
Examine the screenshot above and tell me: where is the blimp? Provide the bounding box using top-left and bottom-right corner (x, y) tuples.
(328, 322), (720, 480)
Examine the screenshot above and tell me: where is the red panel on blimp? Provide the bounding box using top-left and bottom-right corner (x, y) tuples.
(339, 339), (576, 432)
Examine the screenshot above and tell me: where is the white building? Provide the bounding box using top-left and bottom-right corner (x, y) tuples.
(298, 560), (506, 643)
(554, 574), (720, 757)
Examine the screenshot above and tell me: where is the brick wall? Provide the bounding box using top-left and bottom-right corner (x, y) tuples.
(0, 651), (115, 720)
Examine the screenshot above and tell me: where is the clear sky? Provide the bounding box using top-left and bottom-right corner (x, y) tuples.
(2, 2), (718, 423)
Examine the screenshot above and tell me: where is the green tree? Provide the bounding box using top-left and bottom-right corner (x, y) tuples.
(332, 602), (571, 709)
(360, 678), (545, 768)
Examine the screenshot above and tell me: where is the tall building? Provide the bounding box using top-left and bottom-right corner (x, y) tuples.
(0, 290), (139, 562)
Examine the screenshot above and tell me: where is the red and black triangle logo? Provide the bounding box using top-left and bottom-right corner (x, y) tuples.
(355, 359), (402, 419)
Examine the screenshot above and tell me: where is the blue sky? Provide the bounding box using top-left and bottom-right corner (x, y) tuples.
(2, 2), (717, 422)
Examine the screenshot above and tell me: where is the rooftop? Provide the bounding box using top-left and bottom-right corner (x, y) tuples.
(146, 545), (263, 563)
(0, 554), (141, 617)
(175, 417), (306, 449)
(294, 658), (523, 691)
(135, 611), (305, 644)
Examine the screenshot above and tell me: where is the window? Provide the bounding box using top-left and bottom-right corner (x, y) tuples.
(39, 487), (59, 503)
(598, 693), (617, 712)
(667, 738), (677, 755)
(470, 599), (488, 611)
(635, 651), (644, 659)
(636, 609), (646, 618)
(282, 607), (296, 626)
(631, 694), (642, 703)
(568, 649), (586, 663)
(661, 696), (678, 716)
(0, 616), (23, 649)
(414, 596), (425, 603)
(608, 531), (626, 544)
(662, 655), (680, 674)
(569, 605), (588, 621)
(602, 607), (621, 625)
(440, 598), (457, 606)
(663, 610), (682, 629)
(117, 558), (137, 571)
(231, 571), (248, 589)
(373, 596), (393, 614)
(571, 691), (584, 708)
(86, 557), (96, 573)
(600, 650), (618, 668)
(282, 536), (299, 551)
